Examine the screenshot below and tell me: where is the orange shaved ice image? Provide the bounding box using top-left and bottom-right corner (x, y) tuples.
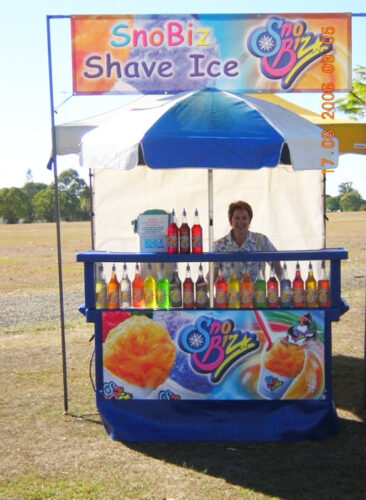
(264, 340), (305, 378)
(103, 315), (176, 389)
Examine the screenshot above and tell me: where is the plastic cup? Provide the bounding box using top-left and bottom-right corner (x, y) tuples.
(258, 365), (295, 399)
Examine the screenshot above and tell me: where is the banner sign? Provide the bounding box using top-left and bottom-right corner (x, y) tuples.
(71, 14), (351, 94)
(102, 309), (325, 401)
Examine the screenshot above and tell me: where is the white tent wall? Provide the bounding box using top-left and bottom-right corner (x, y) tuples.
(93, 165), (324, 281)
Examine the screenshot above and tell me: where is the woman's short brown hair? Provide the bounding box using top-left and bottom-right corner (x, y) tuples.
(228, 201), (253, 223)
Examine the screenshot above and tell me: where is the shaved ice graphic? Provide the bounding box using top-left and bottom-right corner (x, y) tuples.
(103, 315), (176, 398)
(259, 339), (305, 399)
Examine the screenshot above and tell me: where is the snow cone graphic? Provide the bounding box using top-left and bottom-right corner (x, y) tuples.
(103, 315), (176, 398)
(259, 340), (305, 399)
(254, 310), (305, 399)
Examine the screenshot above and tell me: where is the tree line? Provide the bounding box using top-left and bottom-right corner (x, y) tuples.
(326, 182), (365, 212)
(0, 169), (91, 224)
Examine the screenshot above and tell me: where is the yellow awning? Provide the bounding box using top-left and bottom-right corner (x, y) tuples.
(250, 94), (366, 155)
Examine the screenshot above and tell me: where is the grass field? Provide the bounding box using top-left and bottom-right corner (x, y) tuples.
(0, 214), (365, 500)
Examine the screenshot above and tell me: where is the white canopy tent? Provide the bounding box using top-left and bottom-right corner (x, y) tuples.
(56, 91), (329, 279)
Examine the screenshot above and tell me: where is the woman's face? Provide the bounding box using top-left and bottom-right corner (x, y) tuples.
(230, 208), (251, 234)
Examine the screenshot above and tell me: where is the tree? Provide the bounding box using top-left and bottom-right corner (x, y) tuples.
(0, 187), (31, 223)
(22, 182), (48, 222)
(340, 191), (362, 212)
(335, 65), (366, 120)
(326, 195), (341, 212)
(338, 182), (355, 194)
(58, 169), (90, 221)
(32, 186), (57, 222)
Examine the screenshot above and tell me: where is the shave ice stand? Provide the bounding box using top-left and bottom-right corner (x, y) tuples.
(78, 209), (348, 442)
(70, 13), (352, 443)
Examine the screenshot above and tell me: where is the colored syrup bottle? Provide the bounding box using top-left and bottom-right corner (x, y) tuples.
(240, 263), (254, 309)
(293, 262), (305, 308)
(280, 262), (293, 308)
(267, 262), (280, 309)
(191, 209), (203, 254)
(254, 265), (267, 308)
(214, 265), (228, 309)
(227, 263), (240, 309)
(120, 263), (131, 308)
(305, 261), (318, 308)
(107, 263), (120, 309)
(183, 264), (195, 309)
(157, 263), (170, 309)
(144, 263), (157, 309)
(179, 209), (191, 254)
(167, 209), (179, 254)
(318, 260), (331, 308)
(132, 263), (145, 308)
(95, 263), (107, 309)
(195, 263), (209, 309)
(169, 264), (182, 308)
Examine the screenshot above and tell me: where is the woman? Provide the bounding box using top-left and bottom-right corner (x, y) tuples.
(214, 201), (282, 281)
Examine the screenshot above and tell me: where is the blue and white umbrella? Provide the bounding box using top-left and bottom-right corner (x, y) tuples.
(80, 88), (338, 258)
(80, 88), (338, 172)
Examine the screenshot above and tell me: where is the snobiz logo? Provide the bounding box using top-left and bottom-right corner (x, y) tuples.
(178, 315), (260, 383)
(247, 16), (332, 89)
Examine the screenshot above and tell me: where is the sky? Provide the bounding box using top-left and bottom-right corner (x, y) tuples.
(0, 0), (365, 197)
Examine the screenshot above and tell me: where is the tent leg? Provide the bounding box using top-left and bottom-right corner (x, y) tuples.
(53, 156), (69, 414)
(208, 169), (214, 307)
(47, 16), (68, 414)
(89, 168), (95, 250)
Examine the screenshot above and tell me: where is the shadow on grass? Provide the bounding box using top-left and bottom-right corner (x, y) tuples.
(121, 355), (366, 499)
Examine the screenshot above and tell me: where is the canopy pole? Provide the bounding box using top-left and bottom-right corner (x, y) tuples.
(89, 168), (95, 250)
(208, 169), (214, 307)
(47, 16), (69, 414)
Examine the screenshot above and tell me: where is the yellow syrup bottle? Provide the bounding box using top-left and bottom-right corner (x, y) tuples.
(227, 263), (240, 309)
(305, 261), (318, 308)
(144, 263), (157, 309)
(95, 263), (108, 309)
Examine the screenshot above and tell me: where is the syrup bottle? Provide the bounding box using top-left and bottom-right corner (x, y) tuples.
(280, 262), (293, 308)
(157, 263), (170, 309)
(293, 261), (305, 308)
(183, 264), (195, 309)
(240, 262), (254, 309)
(254, 265), (267, 308)
(132, 263), (145, 308)
(195, 263), (209, 309)
(214, 264), (228, 309)
(227, 263), (240, 309)
(120, 263), (131, 308)
(191, 209), (203, 254)
(267, 262), (280, 309)
(167, 209), (179, 254)
(107, 263), (120, 309)
(318, 260), (331, 308)
(179, 209), (191, 254)
(305, 261), (318, 308)
(169, 264), (182, 308)
(144, 263), (157, 309)
(95, 263), (107, 309)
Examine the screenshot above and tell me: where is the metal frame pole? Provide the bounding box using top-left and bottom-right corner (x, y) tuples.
(89, 168), (95, 250)
(208, 169), (214, 307)
(46, 15), (70, 413)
